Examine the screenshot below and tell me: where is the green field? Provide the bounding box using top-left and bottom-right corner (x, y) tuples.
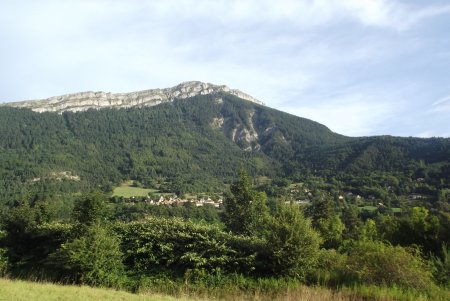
(0, 278), (188, 301)
(112, 181), (158, 198)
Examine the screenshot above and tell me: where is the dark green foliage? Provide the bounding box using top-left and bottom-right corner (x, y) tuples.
(376, 207), (444, 254)
(0, 93), (448, 208)
(305, 196), (344, 248)
(1, 214), (72, 273)
(430, 244), (450, 287)
(341, 205), (362, 239)
(72, 193), (111, 226)
(222, 169), (269, 235)
(0, 247), (7, 276)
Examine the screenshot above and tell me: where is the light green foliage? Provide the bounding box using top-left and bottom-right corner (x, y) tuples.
(358, 219), (378, 241)
(50, 224), (124, 287)
(316, 215), (344, 249)
(117, 216), (264, 275)
(264, 204), (322, 279)
(343, 240), (435, 290)
(312, 249), (347, 286)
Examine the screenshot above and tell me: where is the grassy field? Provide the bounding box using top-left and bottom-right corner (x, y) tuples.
(0, 278), (191, 301)
(0, 278), (447, 301)
(112, 181), (158, 198)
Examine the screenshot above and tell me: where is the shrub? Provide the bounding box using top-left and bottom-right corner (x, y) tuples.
(343, 240), (434, 290)
(50, 224), (124, 287)
(264, 204), (321, 280)
(430, 244), (450, 287)
(116, 217), (265, 276)
(310, 248), (347, 286)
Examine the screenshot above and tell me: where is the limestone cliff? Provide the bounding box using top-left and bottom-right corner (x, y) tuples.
(2, 81), (264, 113)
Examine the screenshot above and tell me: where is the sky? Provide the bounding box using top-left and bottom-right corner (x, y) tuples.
(0, 0), (449, 137)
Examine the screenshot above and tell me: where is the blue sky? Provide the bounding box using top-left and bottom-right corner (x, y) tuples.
(0, 0), (449, 137)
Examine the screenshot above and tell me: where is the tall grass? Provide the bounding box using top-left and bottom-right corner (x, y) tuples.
(1, 276), (448, 301)
(132, 274), (449, 301)
(0, 278), (188, 301)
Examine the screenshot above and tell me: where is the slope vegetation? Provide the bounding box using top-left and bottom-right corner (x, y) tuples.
(0, 92), (448, 203)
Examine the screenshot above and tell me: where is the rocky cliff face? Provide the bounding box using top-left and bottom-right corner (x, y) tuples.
(1, 81), (264, 113)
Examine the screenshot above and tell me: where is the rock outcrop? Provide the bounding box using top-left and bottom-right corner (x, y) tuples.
(2, 81), (264, 113)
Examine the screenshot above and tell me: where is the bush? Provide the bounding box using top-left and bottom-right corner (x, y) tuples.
(342, 240), (435, 290)
(310, 248), (347, 286)
(50, 224), (125, 287)
(264, 204), (321, 280)
(430, 244), (450, 287)
(116, 217), (265, 276)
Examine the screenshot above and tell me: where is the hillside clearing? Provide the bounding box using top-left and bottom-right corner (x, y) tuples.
(112, 182), (157, 198)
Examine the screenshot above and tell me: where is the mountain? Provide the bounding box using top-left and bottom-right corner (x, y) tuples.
(0, 81), (449, 205)
(1, 81), (264, 113)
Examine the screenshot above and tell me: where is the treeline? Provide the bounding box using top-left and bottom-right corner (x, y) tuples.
(0, 171), (448, 299)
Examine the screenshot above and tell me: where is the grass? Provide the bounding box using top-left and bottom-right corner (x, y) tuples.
(0, 278), (193, 301)
(112, 181), (158, 198)
(1, 278), (448, 301)
(138, 283), (448, 301)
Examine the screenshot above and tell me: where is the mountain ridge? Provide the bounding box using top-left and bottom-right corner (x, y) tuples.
(1, 81), (264, 113)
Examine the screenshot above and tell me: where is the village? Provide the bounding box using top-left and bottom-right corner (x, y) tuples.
(120, 195), (224, 208)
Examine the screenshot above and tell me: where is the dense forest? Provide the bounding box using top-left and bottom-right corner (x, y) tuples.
(0, 92), (448, 210)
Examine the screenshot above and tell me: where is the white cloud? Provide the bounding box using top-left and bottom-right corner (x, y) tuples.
(430, 95), (450, 113)
(129, 0), (450, 31)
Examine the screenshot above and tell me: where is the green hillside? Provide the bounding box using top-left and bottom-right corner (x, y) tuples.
(0, 92), (448, 205)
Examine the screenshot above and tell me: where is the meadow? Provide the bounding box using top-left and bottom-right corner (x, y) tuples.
(112, 181), (158, 198)
(1, 278), (446, 301)
(0, 278), (189, 301)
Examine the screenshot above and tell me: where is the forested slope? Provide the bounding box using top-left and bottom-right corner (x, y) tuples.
(0, 92), (448, 205)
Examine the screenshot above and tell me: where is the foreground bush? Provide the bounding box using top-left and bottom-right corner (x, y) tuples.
(264, 204), (321, 279)
(50, 224), (125, 286)
(343, 240), (434, 290)
(116, 217), (265, 276)
(430, 244), (450, 287)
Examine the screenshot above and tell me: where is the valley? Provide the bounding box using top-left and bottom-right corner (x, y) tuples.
(0, 84), (448, 300)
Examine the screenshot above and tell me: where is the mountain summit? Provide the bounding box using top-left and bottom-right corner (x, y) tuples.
(2, 81), (264, 113)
